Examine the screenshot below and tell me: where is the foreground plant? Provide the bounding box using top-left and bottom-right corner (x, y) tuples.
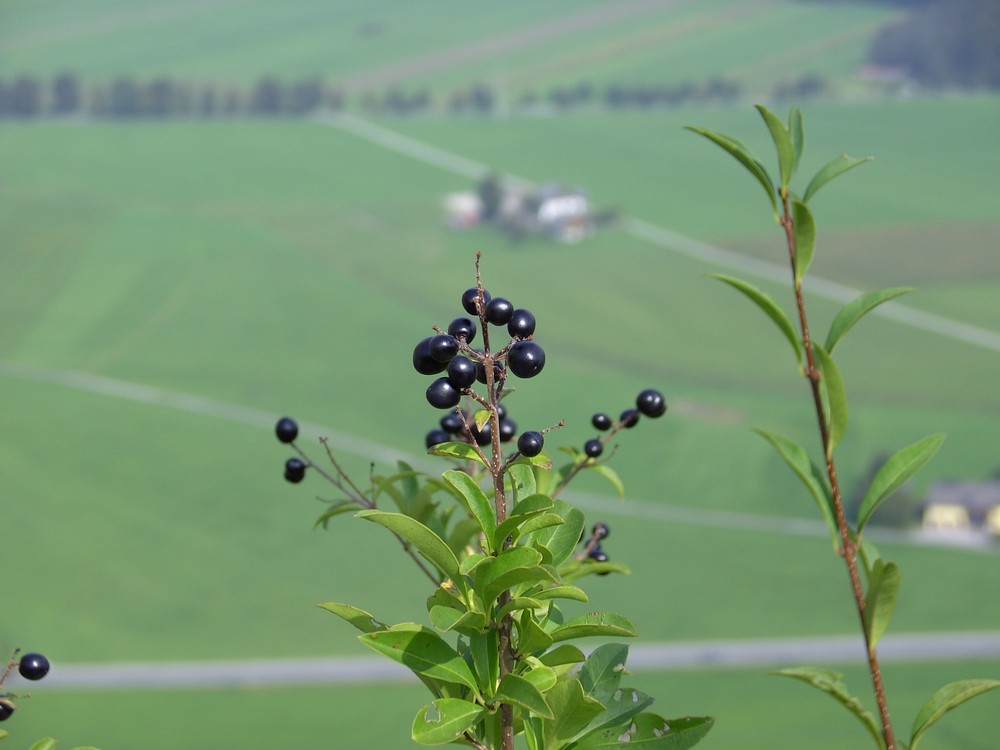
(277, 254), (711, 749)
(687, 105), (999, 750)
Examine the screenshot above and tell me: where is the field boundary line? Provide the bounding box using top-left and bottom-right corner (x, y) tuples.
(13, 631), (1000, 690)
(319, 113), (1000, 354)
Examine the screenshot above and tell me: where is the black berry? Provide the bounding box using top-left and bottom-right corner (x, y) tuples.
(426, 378), (462, 409)
(507, 340), (545, 378)
(413, 337), (447, 375)
(518, 431), (544, 457)
(591, 413), (612, 431)
(588, 547), (611, 574)
(499, 417), (517, 443)
(636, 388), (667, 418)
(447, 317), (477, 344)
(584, 439), (603, 458)
(462, 287), (491, 316)
(425, 429), (451, 449)
(18, 653), (50, 681)
(275, 417), (298, 444)
(472, 422), (492, 446)
(446, 356), (477, 389)
(0, 699), (15, 721)
(507, 309), (536, 338)
(284, 458), (306, 484)
(429, 334), (459, 363)
(620, 408), (640, 428)
(593, 522), (610, 540)
(476, 358), (504, 385)
(486, 297), (514, 325)
(497, 403), (508, 420)
(440, 411), (465, 434)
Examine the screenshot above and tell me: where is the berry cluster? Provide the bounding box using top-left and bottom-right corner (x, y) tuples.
(582, 388), (668, 459)
(580, 522), (613, 575)
(274, 416), (309, 484)
(0, 651), (51, 722)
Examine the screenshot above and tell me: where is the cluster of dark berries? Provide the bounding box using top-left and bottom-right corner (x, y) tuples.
(425, 403), (519, 449)
(581, 522), (612, 575)
(0, 651), (51, 722)
(274, 416), (308, 484)
(583, 388), (668, 459)
(413, 286), (545, 412)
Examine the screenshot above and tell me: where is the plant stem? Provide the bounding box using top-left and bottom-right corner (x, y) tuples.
(780, 195), (897, 750)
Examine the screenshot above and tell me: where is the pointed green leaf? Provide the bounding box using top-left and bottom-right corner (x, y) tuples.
(857, 434), (946, 533)
(411, 698), (484, 746)
(517, 610), (555, 657)
(317, 602), (388, 633)
(543, 678), (607, 747)
(497, 673), (556, 720)
(803, 154), (873, 203)
(754, 429), (838, 549)
(27, 741), (58, 750)
(773, 667), (884, 749)
(864, 560), (900, 651)
(575, 714), (714, 749)
(517, 512), (566, 537)
(792, 199), (816, 283)
(812, 343), (847, 457)
(360, 624), (479, 694)
(711, 274), (802, 365)
(494, 494), (554, 548)
(588, 463), (625, 498)
(551, 612), (637, 643)
(910, 679), (1000, 750)
(428, 441), (486, 465)
(538, 644), (586, 668)
(443, 469), (497, 551)
(580, 643), (629, 704)
(825, 287), (915, 354)
(534, 584), (589, 603)
(470, 628), (499, 697)
(522, 663), (558, 692)
(497, 597), (545, 621)
(685, 125), (778, 218)
(357, 510), (460, 581)
(507, 462), (537, 501)
(572, 689), (655, 745)
(788, 106), (804, 177)
(525, 500), (585, 567)
(474, 409), (491, 431)
(757, 104), (795, 190)
(513, 452), (554, 470)
(476, 547), (555, 607)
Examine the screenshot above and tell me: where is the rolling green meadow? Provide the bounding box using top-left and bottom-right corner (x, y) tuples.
(2, 1), (1000, 748)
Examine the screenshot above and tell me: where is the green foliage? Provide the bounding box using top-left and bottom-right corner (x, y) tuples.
(772, 667), (884, 749)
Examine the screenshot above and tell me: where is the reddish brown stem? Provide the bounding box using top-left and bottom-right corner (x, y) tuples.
(781, 196), (896, 750)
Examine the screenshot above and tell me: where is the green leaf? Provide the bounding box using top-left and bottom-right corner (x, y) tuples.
(411, 698), (484, 746)
(522, 663), (558, 692)
(470, 628), (499, 697)
(551, 612), (637, 643)
(824, 287), (915, 354)
(357, 510), (460, 582)
(772, 667), (884, 749)
(857, 534), (883, 579)
(711, 274), (802, 366)
(507, 463), (537, 501)
(533, 584), (589, 603)
(428, 441), (485, 465)
(788, 106), (804, 177)
(754, 429), (838, 550)
(572, 689), (655, 745)
(910, 679), (1000, 750)
(575, 714), (714, 749)
(756, 104), (795, 191)
(517, 512), (566, 537)
(497, 673), (555, 720)
(864, 560), (901, 651)
(474, 409), (491, 431)
(792, 199), (816, 284)
(443, 469), (497, 551)
(494, 494), (554, 549)
(476, 547), (555, 608)
(316, 602), (388, 633)
(580, 643), (629, 704)
(517, 610), (555, 657)
(497, 597), (545, 621)
(857, 434), (946, 533)
(542, 678), (606, 748)
(803, 154), (873, 203)
(685, 125), (779, 218)
(360, 623), (479, 695)
(538, 644), (586, 668)
(588, 463), (625, 498)
(812, 343), (847, 458)
(28, 741), (58, 750)
(525, 500), (585, 567)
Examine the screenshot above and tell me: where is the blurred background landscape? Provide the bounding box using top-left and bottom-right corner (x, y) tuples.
(2, 0), (998, 747)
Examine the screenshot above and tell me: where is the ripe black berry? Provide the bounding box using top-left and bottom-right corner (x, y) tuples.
(275, 417), (298, 444)
(18, 653), (50, 681)
(426, 378), (462, 409)
(446, 356), (477, 389)
(472, 422), (492, 446)
(485, 297), (514, 325)
(507, 309), (536, 338)
(447, 317), (477, 344)
(518, 431), (544, 457)
(620, 408), (640, 428)
(0, 698), (15, 721)
(440, 411), (465, 434)
(497, 403), (508, 420)
(429, 334), (459, 363)
(284, 458), (306, 484)
(413, 337), (447, 375)
(507, 340), (545, 378)
(593, 522), (610, 540)
(462, 287), (491, 316)
(584, 439), (603, 458)
(498, 417), (517, 443)
(476, 358), (504, 385)
(591, 413), (612, 431)
(425, 429), (451, 449)
(588, 546), (611, 575)
(636, 388), (667, 418)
